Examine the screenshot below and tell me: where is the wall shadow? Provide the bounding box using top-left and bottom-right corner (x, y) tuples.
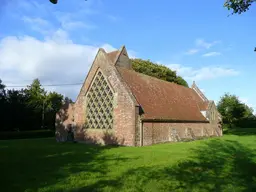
(73, 139), (256, 191)
(55, 98), (71, 142)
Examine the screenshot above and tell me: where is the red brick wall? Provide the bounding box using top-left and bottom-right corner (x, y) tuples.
(67, 49), (138, 146)
(142, 122), (220, 146)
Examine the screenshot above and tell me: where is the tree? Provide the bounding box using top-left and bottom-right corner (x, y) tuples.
(131, 58), (188, 87)
(224, 0), (256, 51)
(217, 93), (255, 127)
(0, 79), (5, 97)
(0, 79), (7, 131)
(243, 104), (255, 120)
(5, 89), (30, 131)
(49, 0), (58, 4)
(224, 0), (255, 15)
(49, 0), (87, 4)
(0, 78), (66, 131)
(44, 92), (63, 129)
(25, 79), (46, 112)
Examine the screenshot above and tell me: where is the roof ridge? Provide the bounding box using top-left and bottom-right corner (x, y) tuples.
(191, 81), (208, 102)
(117, 66), (192, 90)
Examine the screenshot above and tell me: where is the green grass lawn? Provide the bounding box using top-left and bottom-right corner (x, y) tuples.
(1, 132), (256, 192)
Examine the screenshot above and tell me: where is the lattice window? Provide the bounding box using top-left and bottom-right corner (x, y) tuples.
(85, 71), (114, 129)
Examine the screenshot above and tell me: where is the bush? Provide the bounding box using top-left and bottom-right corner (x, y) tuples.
(0, 130), (55, 140)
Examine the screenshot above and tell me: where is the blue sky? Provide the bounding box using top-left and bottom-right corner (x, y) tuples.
(0, 0), (255, 111)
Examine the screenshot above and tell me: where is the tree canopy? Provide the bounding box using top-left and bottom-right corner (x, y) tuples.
(131, 59), (188, 87)
(0, 79), (68, 132)
(49, 0), (58, 4)
(224, 0), (255, 14)
(217, 93), (255, 127)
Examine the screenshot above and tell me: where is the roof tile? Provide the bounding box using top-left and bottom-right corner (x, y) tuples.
(107, 51), (120, 64)
(190, 89), (209, 111)
(117, 67), (208, 122)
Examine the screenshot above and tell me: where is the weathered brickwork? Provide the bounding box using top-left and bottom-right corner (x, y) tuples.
(69, 47), (137, 146)
(142, 122), (220, 146)
(55, 102), (74, 141)
(56, 45), (223, 146)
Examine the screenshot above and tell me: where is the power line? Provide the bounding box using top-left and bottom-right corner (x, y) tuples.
(5, 83), (83, 88)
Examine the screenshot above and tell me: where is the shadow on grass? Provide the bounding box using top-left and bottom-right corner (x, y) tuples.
(74, 139), (256, 192)
(0, 138), (133, 192)
(224, 128), (256, 136)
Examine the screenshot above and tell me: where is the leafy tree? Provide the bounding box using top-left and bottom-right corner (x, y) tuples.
(217, 93), (255, 127)
(242, 104), (255, 119)
(224, 0), (256, 51)
(25, 79), (46, 108)
(131, 59), (188, 87)
(24, 79), (47, 129)
(0, 80), (7, 131)
(44, 92), (64, 129)
(0, 78), (65, 131)
(224, 0), (255, 15)
(49, 0), (58, 4)
(46, 92), (63, 113)
(0, 79), (5, 97)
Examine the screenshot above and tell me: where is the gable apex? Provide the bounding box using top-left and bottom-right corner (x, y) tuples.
(119, 45), (129, 56)
(115, 45), (132, 69)
(98, 48), (107, 53)
(75, 47), (109, 103)
(191, 81), (208, 102)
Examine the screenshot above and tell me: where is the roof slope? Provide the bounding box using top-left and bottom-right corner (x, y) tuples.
(190, 90), (209, 111)
(117, 67), (208, 122)
(107, 51), (119, 64)
(190, 82), (209, 111)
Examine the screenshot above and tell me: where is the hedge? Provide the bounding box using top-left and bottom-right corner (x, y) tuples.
(0, 130), (55, 140)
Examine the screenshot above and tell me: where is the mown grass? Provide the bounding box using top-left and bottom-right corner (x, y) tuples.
(1, 132), (256, 192)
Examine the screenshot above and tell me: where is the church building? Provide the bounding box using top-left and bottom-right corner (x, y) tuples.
(56, 46), (222, 146)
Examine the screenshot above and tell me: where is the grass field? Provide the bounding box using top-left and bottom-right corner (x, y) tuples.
(1, 130), (256, 192)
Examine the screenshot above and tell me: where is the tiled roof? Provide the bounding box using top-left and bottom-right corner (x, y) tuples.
(190, 89), (209, 111)
(117, 67), (208, 122)
(107, 51), (120, 64)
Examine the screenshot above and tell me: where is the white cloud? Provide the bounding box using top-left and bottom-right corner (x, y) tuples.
(0, 36), (100, 99)
(22, 16), (52, 34)
(202, 52), (222, 57)
(185, 49), (199, 55)
(22, 16), (49, 27)
(185, 39), (221, 56)
(195, 39), (220, 49)
(167, 64), (239, 81)
(54, 12), (97, 31)
(0, 34), (135, 101)
(0, 0), (137, 101)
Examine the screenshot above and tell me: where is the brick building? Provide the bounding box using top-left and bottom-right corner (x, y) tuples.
(56, 45), (222, 146)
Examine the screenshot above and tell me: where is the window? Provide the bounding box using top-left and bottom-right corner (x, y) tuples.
(85, 71), (114, 129)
